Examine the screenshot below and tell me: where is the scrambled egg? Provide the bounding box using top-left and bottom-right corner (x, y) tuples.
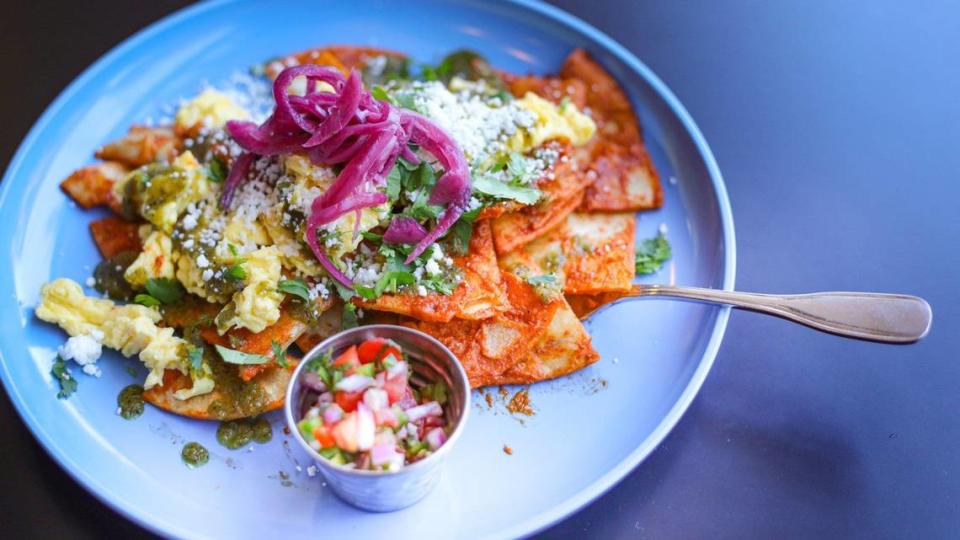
(36, 279), (212, 398)
(512, 92), (596, 149)
(174, 89), (249, 131)
(113, 152), (211, 233)
(124, 227), (175, 287)
(214, 246), (284, 334)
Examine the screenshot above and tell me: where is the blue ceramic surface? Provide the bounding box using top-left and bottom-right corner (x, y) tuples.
(0, 0), (733, 537)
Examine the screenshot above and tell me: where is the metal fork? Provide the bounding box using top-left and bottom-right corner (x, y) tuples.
(580, 285), (932, 344)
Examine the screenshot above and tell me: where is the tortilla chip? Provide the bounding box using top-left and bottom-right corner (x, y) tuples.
(60, 162), (127, 210)
(358, 221), (508, 323)
(491, 144), (592, 254)
(565, 291), (631, 319)
(200, 309), (317, 382)
(142, 363), (295, 421)
(492, 298), (599, 385)
(95, 126), (178, 168)
(89, 216), (142, 258)
(400, 272), (563, 387)
(580, 144), (662, 212)
(504, 74), (588, 110)
(399, 271), (599, 388)
(499, 212), (636, 295)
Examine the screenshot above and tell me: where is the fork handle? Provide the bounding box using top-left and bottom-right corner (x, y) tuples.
(629, 286), (932, 344)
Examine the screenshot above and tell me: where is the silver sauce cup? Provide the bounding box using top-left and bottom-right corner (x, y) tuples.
(284, 325), (471, 512)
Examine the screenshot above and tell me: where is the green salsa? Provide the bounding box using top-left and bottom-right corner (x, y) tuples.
(93, 251), (139, 302)
(181, 442), (209, 468)
(216, 417), (273, 450)
(202, 349), (271, 420)
(117, 384), (145, 420)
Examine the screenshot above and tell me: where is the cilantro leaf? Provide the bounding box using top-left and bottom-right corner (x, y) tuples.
(473, 174), (542, 205)
(635, 233), (672, 275)
(386, 163), (403, 201)
(145, 278), (184, 304)
(278, 279), (310, 302)
(371, 85), (396, 105)
(207, 157), (227, 183)
(271, 340), (288, 369)
(353, 285), (377, 300)
(341, 302), (359, 330)
(51, 356), (78, 399)
(215, 345), (268, 365)
(446, 217), (474, 256)
(134, 294), (161, 308)
(227, 262), (247, 281)
(187, 346), (204, 372)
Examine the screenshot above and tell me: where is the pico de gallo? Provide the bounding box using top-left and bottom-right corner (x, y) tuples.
(296, 338), (450, 472)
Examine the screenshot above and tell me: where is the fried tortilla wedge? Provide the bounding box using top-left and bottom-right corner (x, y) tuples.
(95, 126), (179, 168)
(89, 216), (142, 258)
(142, 362), (295, 421)
(565, 291), (630, 319)
(399, 272), (598, 388)
(558, 49), (664, 212)
(400, 272), (561, 387)
(491, 144), (592, 254)
(499, 212), (636, 295)
(579, 143), (662, 213)
(161, 296), (321, 382)
(358, 221), (508, 323)
(60, 161), (127, 212)
(506, 49), (664, 213)
(492, 297), (599, 385)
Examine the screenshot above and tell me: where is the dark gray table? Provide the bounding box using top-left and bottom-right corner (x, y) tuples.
(2, 1), (957, 537)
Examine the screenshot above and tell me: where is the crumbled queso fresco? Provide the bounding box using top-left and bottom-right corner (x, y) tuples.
(58, 331), (104, 377)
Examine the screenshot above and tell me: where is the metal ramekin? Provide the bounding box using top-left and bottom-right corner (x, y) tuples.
(284, 325), (471, 512)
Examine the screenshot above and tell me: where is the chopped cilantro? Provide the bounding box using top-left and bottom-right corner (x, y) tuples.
(342, 303), (359, 330)
(446, 217), (474, 256)
(371, 85), (396, 105)
(207, 157), (227, 183)
(51, 357), (77, 399)
(134, 294), (161, 308)
(558, 96), (571, 112)
(144, 278), (184, 304)
(215, 345), (268, 365)
(278, 278), (310, 302)
(473, 173), (542, 205)
(635, 233), (672, 275)
(187, 346), (204, 372)
(226, 262), (247, 281)
(271, 340), (288, 369)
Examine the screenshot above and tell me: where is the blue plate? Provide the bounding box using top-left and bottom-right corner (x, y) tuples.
(0, 0), (734, 537)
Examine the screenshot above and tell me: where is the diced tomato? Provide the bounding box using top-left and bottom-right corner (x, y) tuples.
(312, 425), (336, 448)
(383, 374), (409, 405)
(332, 345), (361, 373)
(357, 338), (402, 365)
(335, 390), (363, 413)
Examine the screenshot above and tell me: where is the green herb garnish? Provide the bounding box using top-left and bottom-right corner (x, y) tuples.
(51, 356), (77, 399)
(207, 157), (227, 183)
(278, 278), (310, 302)
(271, 340), (288, 369)
(342, 302), (359, 329)
(472, 174), (542, 205)
(215, 345), (268, 365)
(134, 294), (161, 308)
(144, 278), (184, 304)
(187, 346), (204, 372)
(635, 233), (672, 275)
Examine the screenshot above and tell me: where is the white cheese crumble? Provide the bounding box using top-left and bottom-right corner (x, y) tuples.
(57, 331), (104, 378)
(400, 80), (535, 165)
(85, 277), (96, 287)
(306, 465), (318, 477)
(658, 223), (669, 235)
